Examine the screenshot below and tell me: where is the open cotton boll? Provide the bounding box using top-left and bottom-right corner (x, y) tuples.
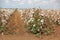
(28, 18), (34, 23)
(1, 14), (4, 16)
(5, 14), (9, 20)
(40, 26), (43, 29)
(2, 32), (4, 35)
(30, 14), (33, 17)
(40, 14), (44, 16)
(41, 19), (44, 24)
(28, 20), (31, 23)
(41, 19), (44, 23)
(5, 14), (8, 17)
(33, 24), (36, 27)
(37, 29), (40, 32)
(2, 20), (7, 23)
(2, 20), (6, 22)
(29, 12), (33, 18)
(58, 18), (60, 24)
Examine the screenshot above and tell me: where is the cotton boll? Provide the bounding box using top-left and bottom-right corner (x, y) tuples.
(28, 20), (31, 23)
(5, 14), (9, 20)
(28, 18), (34, 23)
(2, 32), (4, 35)
(30, 14), (33, 17)
(41, 19), (44, 23)
(38, 29), (40, 32)
(40, 14), (44, 16)
(41, 19), (44, 24)
(5, 14), (7, 17)
(40, 26), (43, 29)
(1, 14), (4, 16)
(33, 24), (36, 27)
(30, 18), (34, 21)
(2, 20), (7, 24)
(31, 29), (33, 32)
(2, 20), (6, 23)
(37, 19), (40, 21)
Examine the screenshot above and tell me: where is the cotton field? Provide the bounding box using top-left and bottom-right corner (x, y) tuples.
(0, 8), (60, 40)
(0, 8), (60, 25)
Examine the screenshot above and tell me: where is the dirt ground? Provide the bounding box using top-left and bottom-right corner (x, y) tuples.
(0, 25), (60, 40)
(0, 10), (60, 40)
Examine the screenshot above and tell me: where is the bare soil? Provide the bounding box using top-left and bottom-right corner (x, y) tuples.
(0, 25), (60, 40)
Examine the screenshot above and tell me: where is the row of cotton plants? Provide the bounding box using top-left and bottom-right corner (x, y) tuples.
(18, 8), (60, 35)
(0, 8), (15, 35)
(26, 9), (52, 35)
(18, 8), (60, 25)
(0, 8), (60, 25)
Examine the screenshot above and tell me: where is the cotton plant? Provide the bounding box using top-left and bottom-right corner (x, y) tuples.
(27, 9), (52, 35)
(55, 18), (60, 25)
(0, 13), (8, 35)
(52, 15), (60, 25)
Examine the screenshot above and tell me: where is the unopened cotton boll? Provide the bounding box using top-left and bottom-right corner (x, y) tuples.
(31, 29), (33, 31)
(37, 19), (40, 21)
